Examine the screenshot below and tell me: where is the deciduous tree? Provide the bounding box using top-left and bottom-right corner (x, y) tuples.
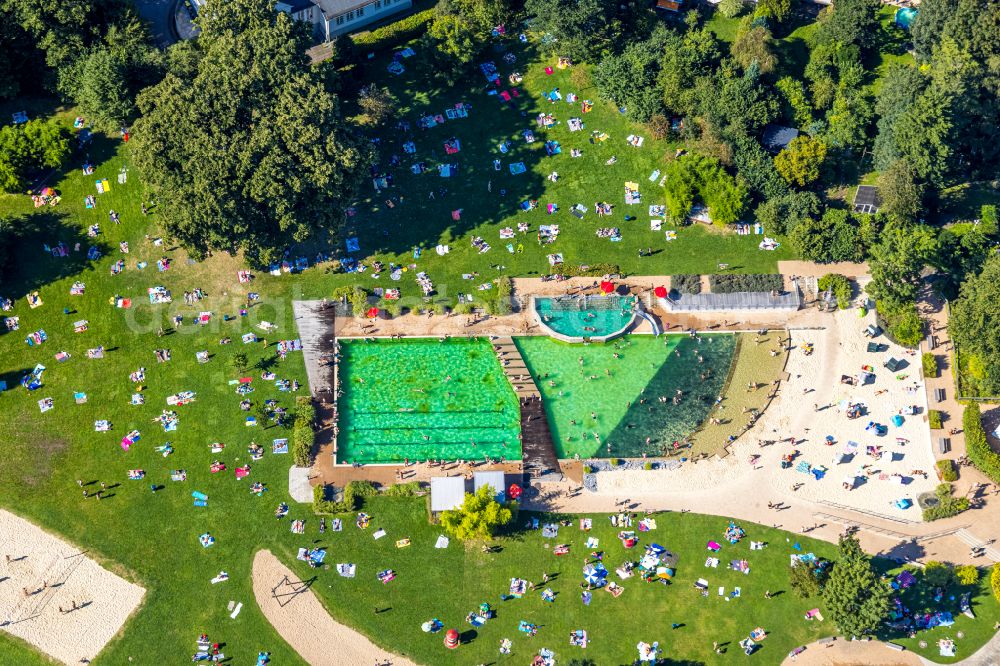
(823, 534), (891, 637)
(815, 0), (881, 52)
(877, 159), (924, 223)
(774, 135), (827, 187)
(131, 0), (368, 266)
(731, 21), (777, 75)
(440, 485), (513, 541)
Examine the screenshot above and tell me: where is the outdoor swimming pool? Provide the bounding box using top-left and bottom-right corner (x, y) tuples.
(534, 295), (636, 340)
(336, 338), (521, 464)
(515, 334), (736, 459)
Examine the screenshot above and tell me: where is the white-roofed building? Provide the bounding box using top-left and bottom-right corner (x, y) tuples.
(430, 476), (467, 514)
(473, 471), (506, 503)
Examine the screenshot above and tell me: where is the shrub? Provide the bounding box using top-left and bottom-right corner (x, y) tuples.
(877, 299), (923, 347)
(671, 274), (702, 295)
(379, 298), (402, 318)
(312, 483), (342, 514)
(991, 564), (1000, 602)
(709, 274), (784, 293)
(291, 396), (315, 467)
(350, 9), (435, 54)
(560, 263), (620, 278)
(385, 481), (422, 497)
(347, 480), (378, 498)
(964, 403), (1000, 483)
(817, 273), (853, 309)
(923, 561), (954, 588)
(643, 461), (653, 470)
(922, 353), (938, 378)
(955, 565), (980, 586)
(647, 114), (672, 141)
(484, 276), (513, 316)
(922, 483), (970, 521)
(935, 458), (957, 482)
(928, 409), (943, 430)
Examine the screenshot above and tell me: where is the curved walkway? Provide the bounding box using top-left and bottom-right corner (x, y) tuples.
(777, 628), (1000, 666)
(251, 549), (418, 666)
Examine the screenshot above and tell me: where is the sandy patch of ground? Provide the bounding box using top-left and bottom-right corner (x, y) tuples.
(591, 308), (939, 521)
(251, 549), (418, 666)
(780, 637), (921, 666)
(0, 509), (145, 665)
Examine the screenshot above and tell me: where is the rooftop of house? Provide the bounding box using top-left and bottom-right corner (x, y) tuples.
(762, 124), (800, 153)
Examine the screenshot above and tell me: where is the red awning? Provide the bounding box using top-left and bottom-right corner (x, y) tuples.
(600, 281), (614, 294)
(366, 307), (379, 318)
(653, 285), (667, 298)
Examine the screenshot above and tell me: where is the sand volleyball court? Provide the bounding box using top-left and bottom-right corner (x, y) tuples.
(0, 509), (145, 665)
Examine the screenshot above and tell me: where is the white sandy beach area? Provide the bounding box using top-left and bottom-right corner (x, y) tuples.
(593, 309), (939, 521)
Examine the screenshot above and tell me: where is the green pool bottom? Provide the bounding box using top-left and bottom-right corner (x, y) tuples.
(515, 334), (736, 459)
(337, 338), (521, 464)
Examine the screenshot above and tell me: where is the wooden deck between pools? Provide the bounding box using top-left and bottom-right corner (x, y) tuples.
(494, 337), (561, 478)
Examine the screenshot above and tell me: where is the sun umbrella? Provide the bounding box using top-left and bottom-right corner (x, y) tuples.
(41, 187), (55, 196)
(583, 566), (603, 586)
(508, 483), (522, 500)
(653, 285), (667, 298)
(366, 307), (379, 318)
(600, 280), (614, 294)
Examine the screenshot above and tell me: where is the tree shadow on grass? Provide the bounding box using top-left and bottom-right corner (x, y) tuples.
(332, 41), (551, 259)
(2, 211), (105, 301)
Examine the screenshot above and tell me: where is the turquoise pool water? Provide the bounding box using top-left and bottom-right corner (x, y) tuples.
(515, 334), (736, 459)
(895, 7), (917, 29)
(534, 295), (636, 339)
(337, 338), (521, 464)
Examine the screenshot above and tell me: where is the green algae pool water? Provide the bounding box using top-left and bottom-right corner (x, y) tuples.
(514, 334), (736, 459)
(534, 295), (635, 339)
(337, 338), (521, 464)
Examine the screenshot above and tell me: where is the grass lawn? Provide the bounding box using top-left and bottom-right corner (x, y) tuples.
(881, 564), (1000, 664)
(299, 496), (845, 664)
(332, 36), (793, 307)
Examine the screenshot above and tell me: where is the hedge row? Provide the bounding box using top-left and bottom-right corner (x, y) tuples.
(708, 273), (784, 293)
(350, 9), (435, 53)
(292, 396), (315, 467)
(928, 409), (943, 430)
(992, 563), (1000, 603)
(964, 402), (1000, 483)
(922, 352), (938, 378)
(935, 458), (957, 482)
(671, 274), (702, 295)
(313, 479), (379, 514)
(560, 263), (620, 278)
